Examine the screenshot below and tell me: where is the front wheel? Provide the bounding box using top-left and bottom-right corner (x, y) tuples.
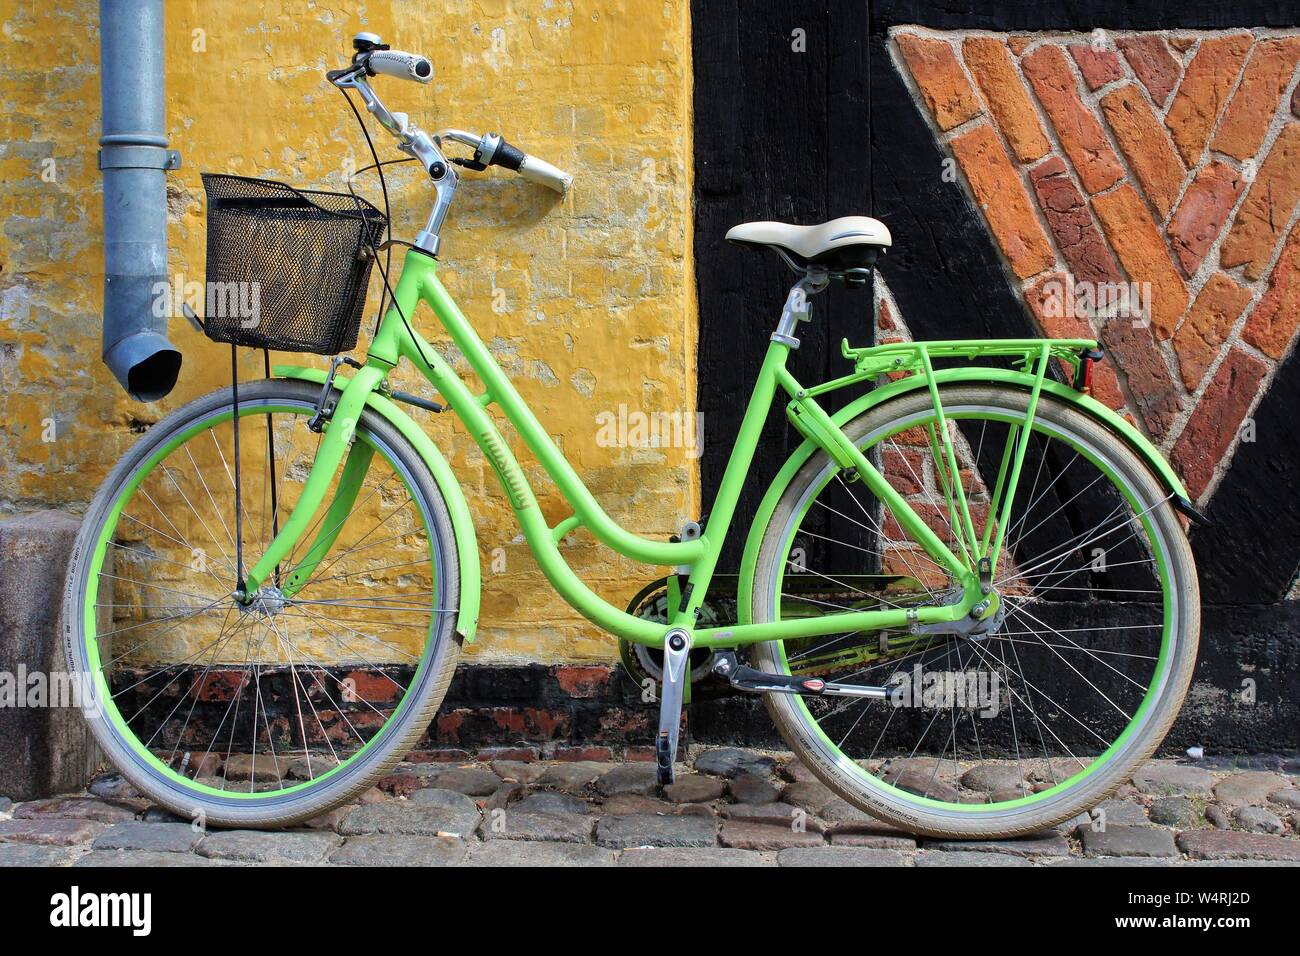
(63, 379), (462, 828)
(750, 384), (1199, 838)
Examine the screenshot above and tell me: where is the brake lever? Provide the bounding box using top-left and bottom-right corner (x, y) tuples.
(436, 129), (484, 148)
(326, 62), (366, 85)
(435, 130), (492, 171)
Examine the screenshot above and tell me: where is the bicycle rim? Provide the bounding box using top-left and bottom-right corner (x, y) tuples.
(753, 387), (1194, 820)
(73, 388), (452, 807)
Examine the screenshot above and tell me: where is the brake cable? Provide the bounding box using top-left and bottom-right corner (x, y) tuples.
(337, 85), (439, 372)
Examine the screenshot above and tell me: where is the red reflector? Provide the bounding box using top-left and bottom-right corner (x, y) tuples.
(804, 679), (825, 692)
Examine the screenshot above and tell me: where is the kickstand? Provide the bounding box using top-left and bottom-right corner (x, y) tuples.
(655, 628), (691, 786)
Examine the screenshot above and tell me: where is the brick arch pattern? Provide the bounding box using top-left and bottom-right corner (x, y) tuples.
(893, 26), (1300, 504)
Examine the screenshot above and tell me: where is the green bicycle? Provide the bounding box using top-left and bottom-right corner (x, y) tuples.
(63, 34), (1200, 837)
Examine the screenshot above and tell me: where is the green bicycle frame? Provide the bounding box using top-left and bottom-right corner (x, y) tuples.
(244, 247), (1164, 651)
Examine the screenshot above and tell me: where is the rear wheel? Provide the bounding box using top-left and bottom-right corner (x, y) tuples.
(63, 380), (461, 828)
(750, 384), (1199, 838)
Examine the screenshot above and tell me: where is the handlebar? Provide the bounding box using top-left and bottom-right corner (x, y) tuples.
(366, 49), (433, 84)
(441, 130), (573, 194)
(518, 154), (573, 194)
(328, 35), (572, 195)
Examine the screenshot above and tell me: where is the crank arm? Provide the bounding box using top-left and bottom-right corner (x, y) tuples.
(712, 652), (891, 699)
(655, 629), (691, 786)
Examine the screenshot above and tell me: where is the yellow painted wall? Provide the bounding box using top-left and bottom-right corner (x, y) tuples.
(0, 1), (698, 663)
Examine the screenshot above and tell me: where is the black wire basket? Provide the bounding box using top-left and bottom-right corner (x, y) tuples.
(200, 174), (387, 354)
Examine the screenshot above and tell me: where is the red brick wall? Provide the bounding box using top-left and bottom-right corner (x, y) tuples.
(892, 27), (1300, 502)
(872, 285), (998, 586)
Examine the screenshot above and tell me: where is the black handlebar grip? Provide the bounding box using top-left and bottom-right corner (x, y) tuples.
(490, 136), (526, 172)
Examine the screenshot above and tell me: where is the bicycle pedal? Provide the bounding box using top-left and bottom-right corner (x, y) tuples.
(655, 732), (675, 786)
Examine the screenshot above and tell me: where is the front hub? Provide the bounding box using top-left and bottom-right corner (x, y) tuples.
(238, 585), (289, 619)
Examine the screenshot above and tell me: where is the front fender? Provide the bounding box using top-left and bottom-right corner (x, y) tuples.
(736, 366), (1190, 625)
(275, 366), (481, 643)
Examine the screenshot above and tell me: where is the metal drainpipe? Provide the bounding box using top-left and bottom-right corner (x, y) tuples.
(98, 0), (182, 401)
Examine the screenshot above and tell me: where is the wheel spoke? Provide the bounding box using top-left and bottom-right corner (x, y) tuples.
(756, 393), (1187, 819)
(73, 394), (449, 812)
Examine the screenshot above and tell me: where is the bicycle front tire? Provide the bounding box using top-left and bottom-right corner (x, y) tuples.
(62, 379), (462, 829)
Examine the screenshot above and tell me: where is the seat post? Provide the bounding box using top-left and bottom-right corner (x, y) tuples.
(771, 267), (830, 349)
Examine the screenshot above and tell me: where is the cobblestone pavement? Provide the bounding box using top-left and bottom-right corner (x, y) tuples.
(2, 748), (1299, 866)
